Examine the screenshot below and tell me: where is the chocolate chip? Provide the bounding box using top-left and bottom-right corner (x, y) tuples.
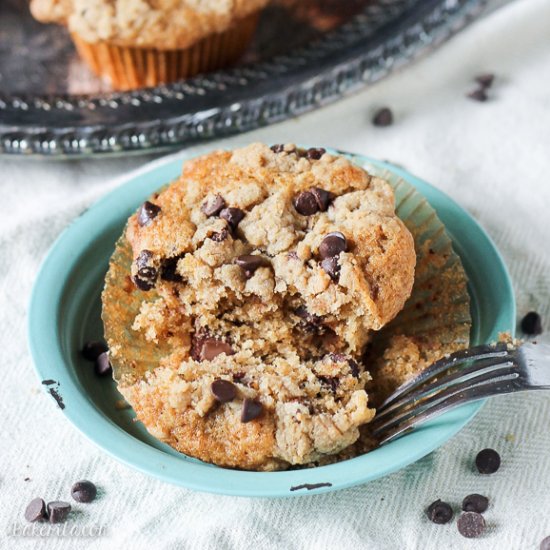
(137, 201), (161, 227)
(467, 88), (488, 102)
(457, 512), (486, 538)
(328, 353), (360, 377)
(235, 254), (271, 279)
(293, 191), (319, 216)
(201, 338), (234, 361)
(270, 144), (285, 153)
(321, 256), (340, 281)
(71, 480), (97, 503)
(211, 228), (229, 242)
(133, 275), (155, 291)
(319, 232), (347, 259)
(241, 398), (263, 423)
(201, 195), (226, 217)
(348, 358), (360, 378)
(161, 256), (183, 282)
(133, 250), (158, 291)
(475, 73), (494, 88)
(540, 536), (550, 550)
(310, 187), (334, 211)
(426, 499), (453, 524)
(521, 311), (543, 335)
(47, 501), (71, 524)
(219, 207), (245, 231)
(372, 107), (393, 127)
(190, 334), (205, 362)
(317, 375), (339, 393)
(306, 147), (326, 160)
(81, 341), (107, 361)
(462, 494), (489, 513)
(475, 448), (501, 474)
(294, 305), (323, 331)
(24, 498), (46, 522)
(211, 379), (238, 403)
(95, 352), (112, 377)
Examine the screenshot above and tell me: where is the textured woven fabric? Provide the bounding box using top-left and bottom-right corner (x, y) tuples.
(1, 0), (550, 548)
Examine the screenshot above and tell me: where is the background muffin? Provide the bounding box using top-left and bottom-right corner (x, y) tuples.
(30, 0), (269, 90)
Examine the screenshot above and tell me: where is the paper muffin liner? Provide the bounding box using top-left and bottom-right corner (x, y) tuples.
(71, 13), (259, 91)
(102, 161), (471, 460)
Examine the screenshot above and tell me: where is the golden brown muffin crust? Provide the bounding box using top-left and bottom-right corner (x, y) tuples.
(30, 0), (269, 49)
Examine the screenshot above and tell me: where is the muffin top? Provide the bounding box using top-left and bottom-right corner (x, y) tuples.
(103, 143), (416, 470)
(30, 0), (269, 49)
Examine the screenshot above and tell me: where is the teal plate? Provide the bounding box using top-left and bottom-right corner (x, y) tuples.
(28, 151), (515, 497)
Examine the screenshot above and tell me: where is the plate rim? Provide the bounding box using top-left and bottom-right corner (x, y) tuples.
(1, 0), (491, 156)
(27, 150), (515, 497)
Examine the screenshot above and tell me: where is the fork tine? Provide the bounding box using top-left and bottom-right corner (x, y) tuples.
(378, 342), (510, 409)
(376, 377), (523, 445)
(374, 355), (514, 421)
(371, 362), (519, 435)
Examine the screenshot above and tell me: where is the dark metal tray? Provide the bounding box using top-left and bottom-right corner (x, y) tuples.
(0, 0), (494, 157)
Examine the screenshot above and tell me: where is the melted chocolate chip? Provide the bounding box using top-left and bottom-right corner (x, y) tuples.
(348, 358), (360, 378)
(201, 195), (226, 217)
(319, 232), (347, 259)
(235, 255), (271, 279)
(241, 398), (263, 423)
(462, 494), (489, 513)
(317, 375), (339, 393)
(161, 256), (183, 282)
(295, 306), (323, 333)
(270, 144), (285, 153)
(321, 256), (340, 281)
(310, 187), (334, 211)
(137, 201), (161, 227)
(372, 107), (393, 127)
(201, 338), (234, 361)
(426, 499), (453, 524)
(211, 379), (238, 403)
(25, 498), (46, 522)
(211, 228), (229, 242)
(136, 250), (153, 269)
(457, 512), (486, 538)
(133, 250), (158, 290)
(306, 147), (326, 160)
(219, 207), (245, 231)
(328, 353), (360, 377)
(293, 191), (319, 216)
(475, 448), (500, 474)
(133, 275), (155, 291)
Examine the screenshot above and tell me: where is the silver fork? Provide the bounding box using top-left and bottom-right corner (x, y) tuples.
(371, 341), (550, 445)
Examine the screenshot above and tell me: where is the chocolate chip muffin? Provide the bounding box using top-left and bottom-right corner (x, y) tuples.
(103, 143), (416, 471)
(30, 0), (268, 89)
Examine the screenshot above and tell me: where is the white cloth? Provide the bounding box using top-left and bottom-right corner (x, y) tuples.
(2, 0), (550, 548)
